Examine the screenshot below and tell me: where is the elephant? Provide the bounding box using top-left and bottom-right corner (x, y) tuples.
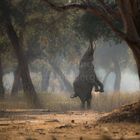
(71, 42), (104, 109)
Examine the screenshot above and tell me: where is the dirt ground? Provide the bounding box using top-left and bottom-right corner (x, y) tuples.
(0, 110), (140, 140)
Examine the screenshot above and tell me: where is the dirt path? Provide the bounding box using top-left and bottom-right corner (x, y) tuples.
(0, 110), (140, 140)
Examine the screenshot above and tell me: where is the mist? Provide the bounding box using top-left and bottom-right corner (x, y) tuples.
(1, 1), (140, 139)
(3, 40), (139, 94)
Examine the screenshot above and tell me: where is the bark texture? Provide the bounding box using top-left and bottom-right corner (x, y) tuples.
(0, 54), (4, 99)
(11, 66), (22, 97)
(127, 41), (140, 84)
(5, 21), (41, 108)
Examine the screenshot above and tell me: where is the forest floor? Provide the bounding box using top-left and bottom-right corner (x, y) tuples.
(0, 109), (140, 140)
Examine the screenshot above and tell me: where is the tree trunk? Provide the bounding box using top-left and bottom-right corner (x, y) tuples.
(103, 59), (121, 92)
(59, 79), (65, 91)
(41, 68), (51, 91)
(51, 72), (56, 92)
(5, 21), (41, 108)
(0, 53), (5, 99)
(50, 62), (73, 93)
(103, 69), (113, 85)
(112, 57), (121, 91)
(127, 41), (140, 86)
(11, 65), (22, 97)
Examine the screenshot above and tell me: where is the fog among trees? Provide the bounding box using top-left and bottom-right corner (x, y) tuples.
(0, 0), (140, 104)
(0, 1), (140, 139)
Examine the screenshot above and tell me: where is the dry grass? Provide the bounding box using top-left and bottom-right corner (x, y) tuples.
(0, 91), (140, 112)
(92, 91), (140, 112)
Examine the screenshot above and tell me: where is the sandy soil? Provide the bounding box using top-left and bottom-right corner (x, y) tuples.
(0, 110), (140, 140)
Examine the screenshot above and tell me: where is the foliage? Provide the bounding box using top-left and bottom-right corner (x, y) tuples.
(74, 12), (109, 41)
(0, 36), (8, 52)
(74, 11), (122, 42)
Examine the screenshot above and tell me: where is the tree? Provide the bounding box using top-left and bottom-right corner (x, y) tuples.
(41, 68), (51, 91)
(11, 65), (22, 97)
(0, 50), (5, 99)
(11, 33), (44, 95)
(37, 10), (78, 93)
(112, 56), (121, 91)
(42, 0), (140, 85)
(10, 5), (75, 94)
(95, 41), (129, 92)
(0, 34), (8, 98)
(0, 0), (41, 107)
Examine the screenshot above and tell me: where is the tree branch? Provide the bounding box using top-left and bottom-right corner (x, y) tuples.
(98, 0), (121, 20)
(42, 0), (127, 39)
(42, 0), (88, 11)
(116, 0), (139, 39)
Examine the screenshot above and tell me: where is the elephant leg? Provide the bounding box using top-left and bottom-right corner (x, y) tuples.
(81, 100), (85, 110)
(87, 98), (92, 110)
